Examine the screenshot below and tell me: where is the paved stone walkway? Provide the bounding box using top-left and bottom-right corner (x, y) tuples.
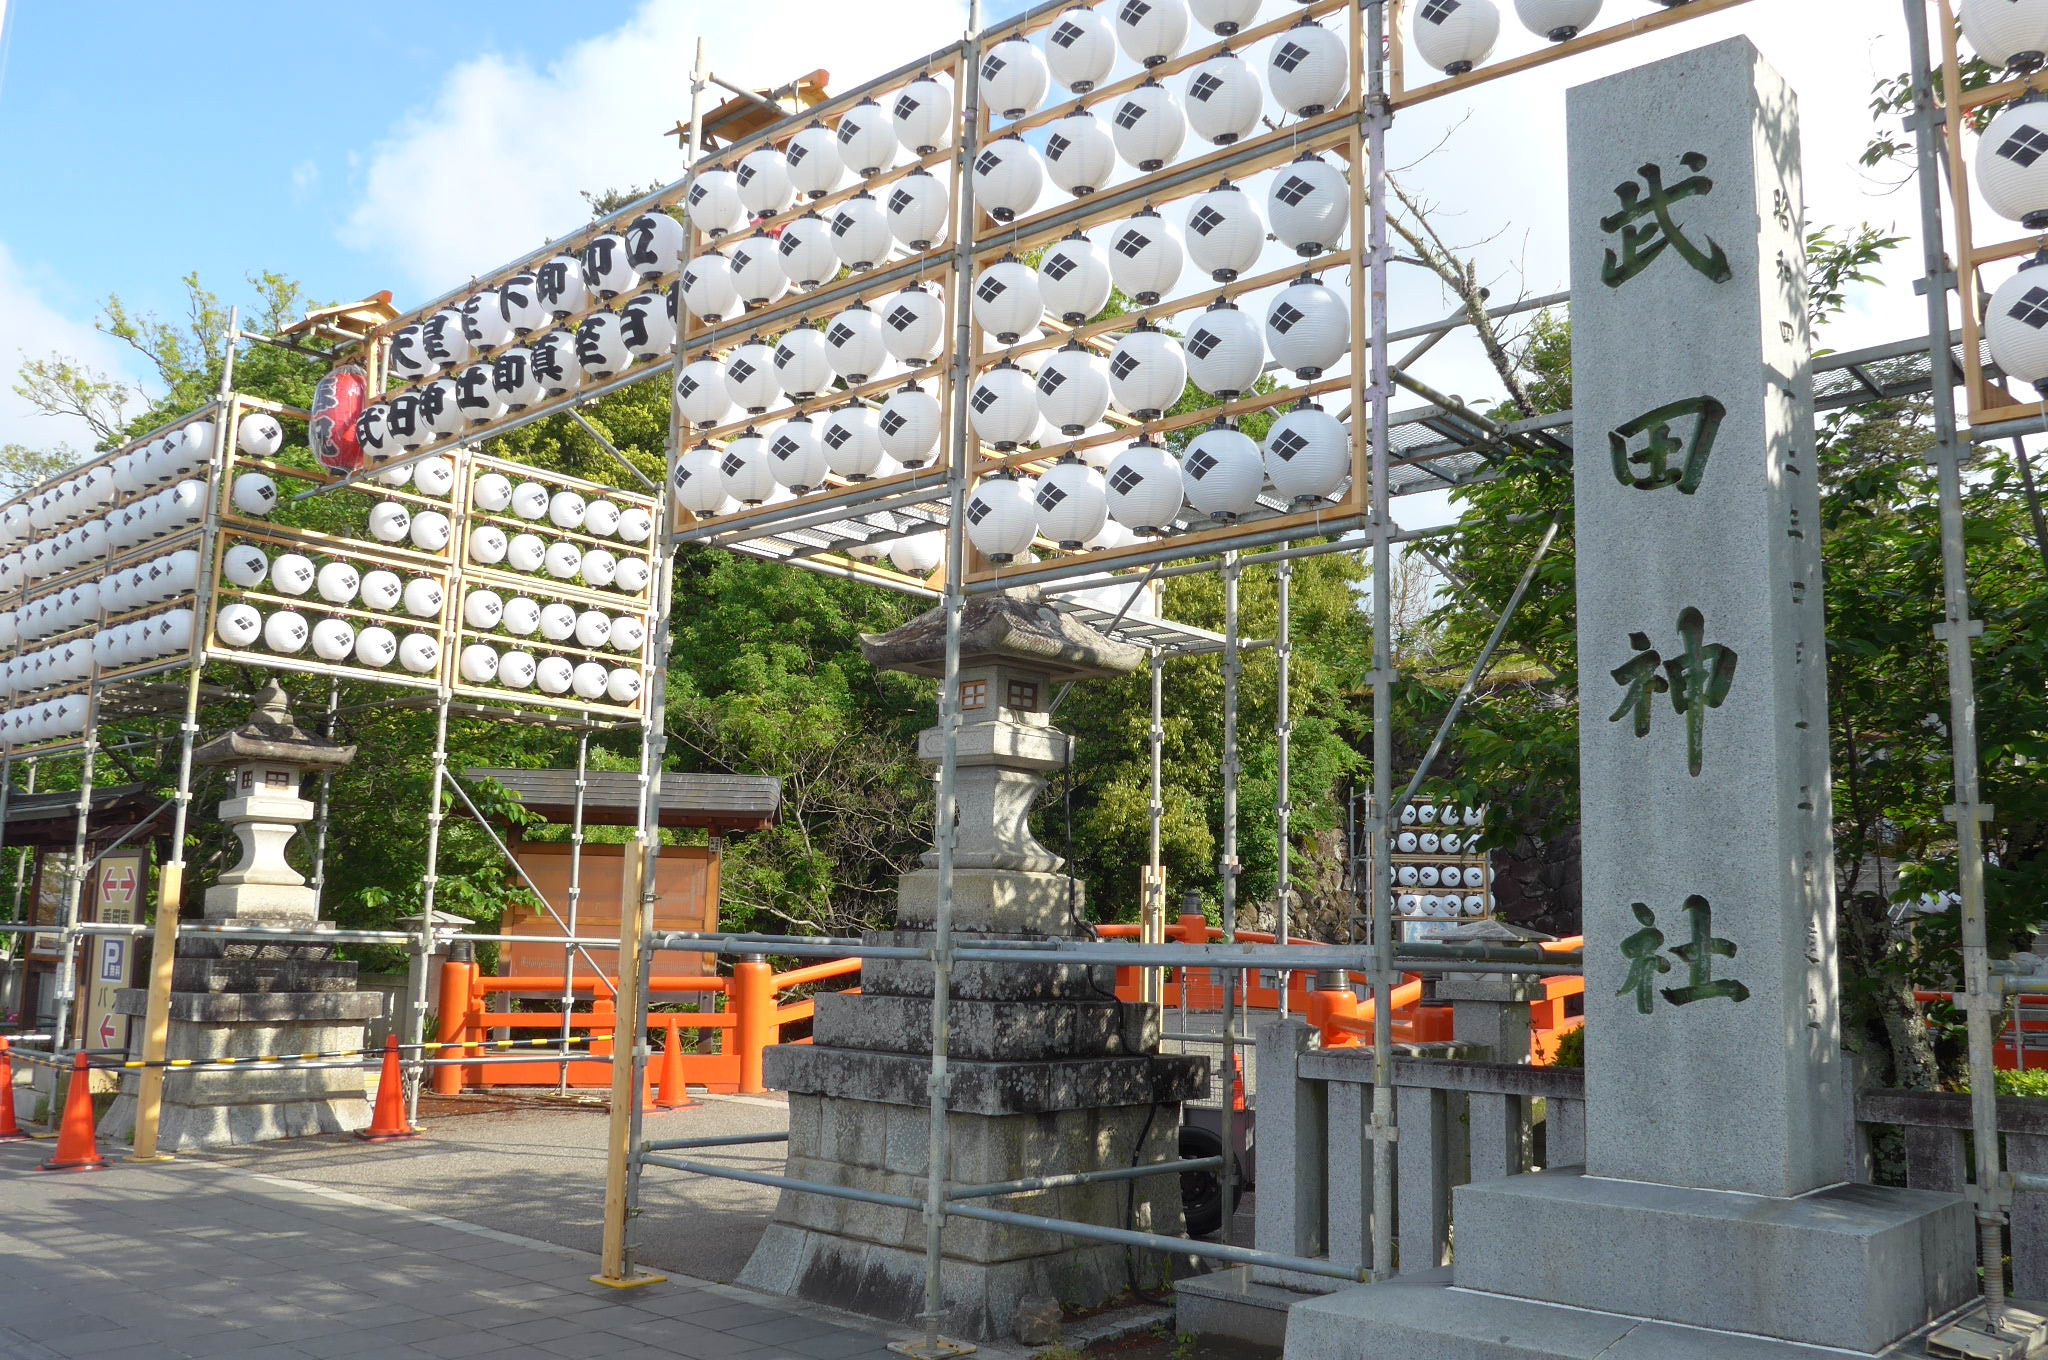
(0, 1140), (926, 1360)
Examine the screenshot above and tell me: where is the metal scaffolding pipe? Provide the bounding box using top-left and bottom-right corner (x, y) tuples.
(945, 1156), (1223, 1201)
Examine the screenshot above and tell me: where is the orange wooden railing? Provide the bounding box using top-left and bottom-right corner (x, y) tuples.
(1916, 990), (2048, 1072)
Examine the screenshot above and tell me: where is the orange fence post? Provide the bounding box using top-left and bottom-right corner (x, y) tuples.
(433, 957), (472, 1097)
(734, 958), (774, 1096)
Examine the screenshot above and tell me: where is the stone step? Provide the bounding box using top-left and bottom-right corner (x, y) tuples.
(143, 1020), (374, 1064)
(766, 1043), (1205, 1116)
(812, 992), (1157, 1061)
(125, 1063), (372, 1105)
(859, 930), (1120, 1002)
(170, 958), (360, 993)
(175, 937), (343, 963)
(112, 988), (386, 1025)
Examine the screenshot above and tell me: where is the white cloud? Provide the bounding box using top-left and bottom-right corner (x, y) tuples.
(0, 241), (147, 458)
(340, 0), (967, 302)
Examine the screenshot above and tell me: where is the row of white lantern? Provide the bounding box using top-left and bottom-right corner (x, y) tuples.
(1397, 863), (1490, 889)
(214, 603), (443, 674)
(221, 544), (447, 618)
(4, 579), (107, 647)
(465, 526), (653, 594)
(1399, 802), (1486, 827)
(1969, 0), (2048, 392)
(1, 696), (89, 748)
(1394, 830), (1479, 855)
(92, 608), (198, 673)
(1409, 2), (1665, 78)
(1, 425), (209, 554)
(677, 287), (945, 421)
(454, 642), (644, 705)
(0, 548), (203, 650)
(458, 589), (648, 654)
(1398, 893), (1489, 918)
(672, 393), (946, 512)
(0, 480), (207, 594)
(466, 474), (655, 542)
(1962, 0), (2048, 77)
(4, 638), (93, 697)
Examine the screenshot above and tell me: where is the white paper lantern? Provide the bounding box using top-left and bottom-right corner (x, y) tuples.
(402, 577), (444, 618)
(879, 286), (947, 362)
(626, 210), (686, 280)
(237, 412), (284, 458)
(541, 490), (584, 532)
(582, 499), (622, 538)
(414, 456), (455, 497)
(1979, 98), (2048, 228)
(1181, 183), (1265, 284)
(581, 549), (618, 588)
(884, 171), (950, 251)
(1184, 300), (1265, 397)
(965, 475), (1040, 562)
(1269, 154), (1349, 255)
(1035, 457), (1109, 548)
(973, 258), (1044, 343)
(262, 610), (310, 654)
(836, 98), (900, 177)
(359, 570), (403, 612)
(1043, 110), (1116, 197)
(973, 138), (1044, 224)
(538, 604), (577, 642)
(463, 289), (515, 352)
(774, 327), (836, 399)
(680, 251), (741, 321)
(605, 668), (643, 705)
(1105, 439), (1185, 533)
(823, 305), (889, 384)
(620, 289), (675, 363)
(215, 603), (262, 647)
(389, 325), (432, 379)
(1108, 323), (1187, 418)
(571, 661), (610, 700)
(270, 553), (316, 596)
(542, 541), (582, 581)
(1190, 0), (1259, 34)
(1106, 212), (1184, 305)
(893, 75), (954, 155)
(579, 233), (636, 301)
(785, 122), (845, 199)
(775, 213), (840, 290)
(615, 557), (652, 594)
(1268, 21), (1347, 117)
(575, 312), (631, 381)
(231, 472), (277, 517)
(1266, 276), (1350, 377)
(422, 308), (474, 370)
(535, 254), (590, 319)
(305, 618), (353, 663)
(535, 655), (575, 694)
(736, 148), (796, 218)
(725, 340), (783, 412)
(572, 610), (613, 650)
(729, 238), (789, 308)
(675, 357), (734, 427)
(673, 442), (730, 514)
(1046, 6), (1117, 92)
(454, 643), (498, 684)
(879, 385), (943, 465)
(686, 169), (746, 236)
(829, 194), (894, 271)
(1182, 423), (1265, 521)
(981, 38), (1051, 120)
(719, 430), (779, 503)
(969, 363), (1043, 450)
(316, 562), (361, 604)
(492, 650), (534, 688)
(399, 633), (440, 675)
(1183, 54), (1263, 147)
(1035, 344), (1113, 435)
(499, 272), (547, 335)
(222, 543), (268, 589)
(531, 332), (583, 396)
(1514, 0), (1600, 42)
(1985, 257), (2048, 391)
(1115, 0), (1191, 67)
(1263, 402), (1350, 502)
(821, 405), (887, 479)
(616, 507), (653, 544)
(1411, 0), (1500, 75)
(455, 361), (508, 426)
(1109, 81), (1187, 172)
(493, 347), (544, 411)
(609, 616), (647, 654)
(766, 419), (830, 492)
(1962, 0), (2048, 71)
(1034, 234), (1112, 327)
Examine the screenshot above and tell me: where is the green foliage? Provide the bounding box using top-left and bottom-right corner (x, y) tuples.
(1545, 1025), (1584, 1070)
(1996, 1069), (2048, 1099)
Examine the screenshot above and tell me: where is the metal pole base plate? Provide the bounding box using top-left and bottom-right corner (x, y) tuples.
(589, 1271), (669, 1291)
(887, 1338), (976, 1359)
(1928, 1306), (2048, 1359)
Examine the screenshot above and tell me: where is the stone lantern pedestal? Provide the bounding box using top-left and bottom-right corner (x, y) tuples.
(103, 682), (382, 1150)
(739, 591), (1206, 1339)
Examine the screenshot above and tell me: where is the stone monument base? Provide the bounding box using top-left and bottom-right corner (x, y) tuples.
(100, 936), (383, 1152)
(1285, 1169), (1974, 1359)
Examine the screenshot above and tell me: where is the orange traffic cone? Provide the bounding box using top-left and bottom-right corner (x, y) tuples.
(1229, 1050), (1247, 1113)
(38, 1052), (106, 1171)
(0, 1038), (29, 1142)
(356, 1034), (419, 1142)
(654, 1016), (695, 1110)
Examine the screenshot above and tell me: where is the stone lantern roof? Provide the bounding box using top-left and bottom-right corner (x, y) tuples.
(193, 681), (356, 771)
(860, 587), (1142, 682)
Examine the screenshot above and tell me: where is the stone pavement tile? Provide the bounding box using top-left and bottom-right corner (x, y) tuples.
(246, 1316), (366, 1346)
(789, 1328), (898, 1360)
(634, 1290), (741, 1319)
(653, 1329), (778, 1360)
(359, 1317), (470, 1347)
(413, 1335), (512, 1360)
(37, 1325), (145, 1359)
(481, 1315), (586, 1345)
(0, 1330), (65, 1360)
(686, 1303), (798, 1332)
(727, 1317), (846, 1346)
(514, 1330), (647, 1360)
(177, 1328), (325, 1358)
(2, 1315), (117, 1344)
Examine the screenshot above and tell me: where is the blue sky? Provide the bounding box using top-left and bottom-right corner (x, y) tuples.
(0, 0), (1943, 504)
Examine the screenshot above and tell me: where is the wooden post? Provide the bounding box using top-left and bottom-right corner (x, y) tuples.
(127, 861), (184, 1161)
(594, 839), (665, 1287)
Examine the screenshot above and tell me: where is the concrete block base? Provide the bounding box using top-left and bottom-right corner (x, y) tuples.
(100, 1089), (369, 1150)
(1283, 1270), (1974, 1360)
(1450, 1169), (1974, 1353)
(1177, 1266), (1319, 1349)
